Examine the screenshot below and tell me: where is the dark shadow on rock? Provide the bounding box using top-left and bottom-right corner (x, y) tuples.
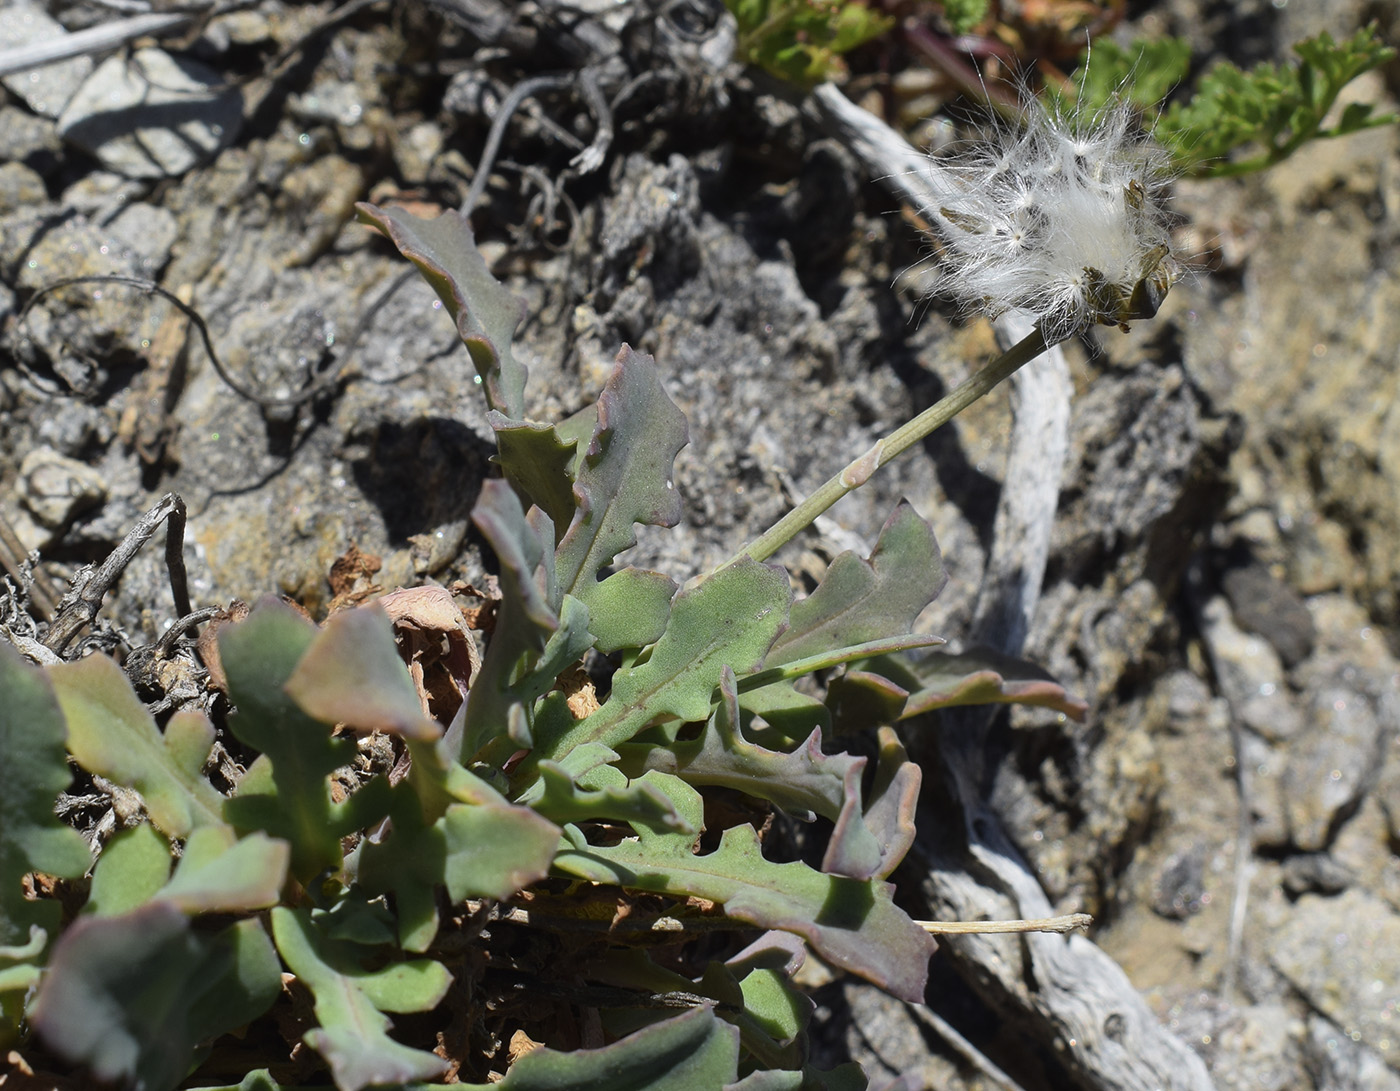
(901, 358), (1001, 550)
(348, 416), (494, 543)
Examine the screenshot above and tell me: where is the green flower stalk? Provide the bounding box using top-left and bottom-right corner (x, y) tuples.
(737, 92), (1180, 564)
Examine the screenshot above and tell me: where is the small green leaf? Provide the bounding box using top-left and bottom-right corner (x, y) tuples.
(355, 203), (527, 417)
(457, 1006), (739, 1090)
(1335, 99), (1385, 136)
(219, 599), (357, 879)
(157, 828), (289, 913)
(936, 0), (987, 35)
(490, 413), (581, 533)
(352, 958), (453, 1014)
(528, 760), (693, 833)
(554, 346), (686, 653)
(284, 602), (441, 741)
(32, 904), (281, 1091)
(767, 503), (944, 667)
(434, 801), (561, 902)
(86, 823), (171, 917)
(270, 906), (449, 1091)
(50, 654), (226, 839)
(529, 556), (791, 770)
(729, 0), (892, 88)
(584, 567), (677, 655)
(647, 932), (813, 1070)
(738, 968), (806, 1045)
(723, 930), (814, 1063)
(0, 644), (91, 946)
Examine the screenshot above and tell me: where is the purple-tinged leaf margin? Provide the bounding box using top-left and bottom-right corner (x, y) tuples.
(553, 772), (935, 1002)
(355, 203), (527, 418)
(903, 647), (1089, 722)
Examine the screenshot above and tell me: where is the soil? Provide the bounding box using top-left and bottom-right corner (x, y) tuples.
(2, 0), (1399, 1088)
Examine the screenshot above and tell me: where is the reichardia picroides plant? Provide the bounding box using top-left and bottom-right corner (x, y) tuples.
(2, 92), (1167, 1091)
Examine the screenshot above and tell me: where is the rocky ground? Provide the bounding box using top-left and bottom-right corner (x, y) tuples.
(1, 0), (1398, 1088)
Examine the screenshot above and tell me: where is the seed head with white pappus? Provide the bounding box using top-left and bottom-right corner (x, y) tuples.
(926, 95), (1181, 344)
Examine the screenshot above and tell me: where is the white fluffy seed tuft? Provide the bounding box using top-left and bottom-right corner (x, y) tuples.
(923, 95), (1181, 344)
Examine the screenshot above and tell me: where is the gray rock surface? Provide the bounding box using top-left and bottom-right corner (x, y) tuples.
(0, 1), (91, 117)
(1306, 1014), (1400, 1091)
(0, 160), (45, 216)
(56, 48), (242, 178)
(1270, 889), (1400, 1069)
(17, 444), (106, 530)
(0, 102), (62, 173)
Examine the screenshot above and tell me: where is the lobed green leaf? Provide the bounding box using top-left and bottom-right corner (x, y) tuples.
(50, 654), (226, 839)
(554, 346), (686, 653)
(218, 599), (360, 879)
(457, 1005), (740, 1090)
(766, 503), (944, 667)
(455, 480), (565, 761)
(528, 556), (791, 771)
(553, 773), (935, 1002)
(354, 203), (527, 417)
(0, 645), (91, 948)
(270, 906), (449, 1091)
(619, 669), (874, 862)
(1153, 26), (1397, 176)
(32, 904), (280, 1091)
(901, 647), (1089, 722)
(528, 759), (693, 833)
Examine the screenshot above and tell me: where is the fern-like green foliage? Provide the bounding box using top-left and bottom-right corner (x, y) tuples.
(1158, 26), (1397, 177)
(1043, 36), (1193, 118)
(1054, 26), (1397, 178)
(937, 0), (989, 36)
(725, 0), (892, 87)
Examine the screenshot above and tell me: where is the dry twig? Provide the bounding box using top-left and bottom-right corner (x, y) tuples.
(43, 493), (192, 656)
